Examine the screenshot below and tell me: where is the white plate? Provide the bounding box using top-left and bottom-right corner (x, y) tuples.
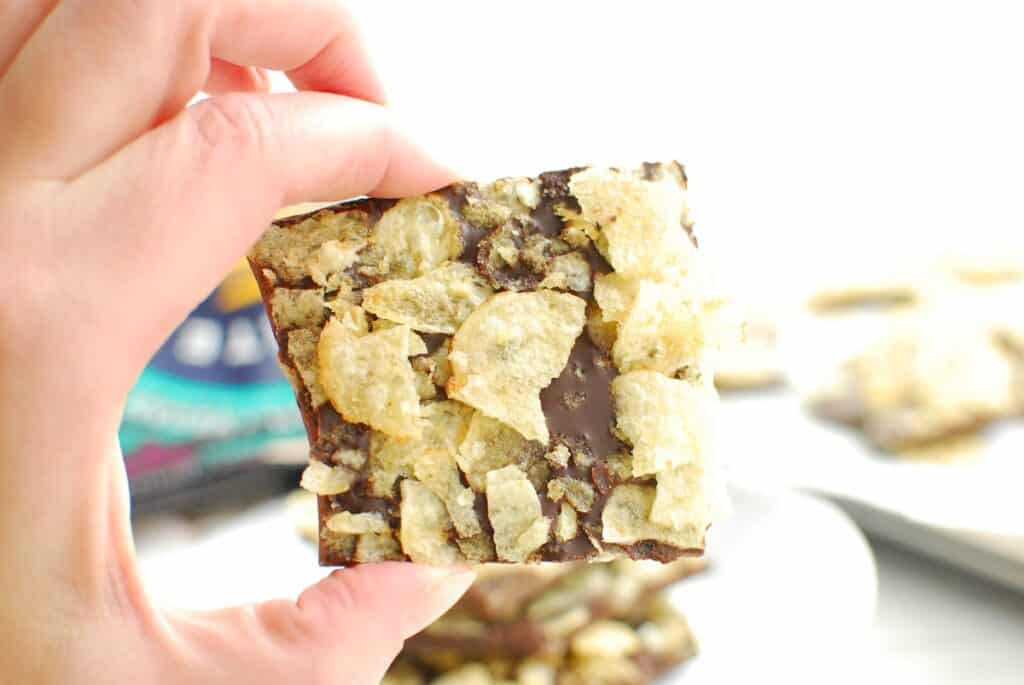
(720, 391), (1024, 592)
(137, 485), (877, 683)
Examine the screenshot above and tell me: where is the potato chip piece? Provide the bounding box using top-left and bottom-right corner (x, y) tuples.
(400, 479), (462, 564)
(612, 281), (707, 375)
(331, 448), (366, 470)
(448, 291), (586, 442)
(544, 443), (571, 468)
(538, 252), (592, 292)
(299, 460), (356, 495)
(362, 263), (493, 334)
(368, 400), (473, 499)
(325, 299), (369, 335)
(354, 533), (402, 562)
(325, 511), (389, 534)
(650, 463), (718, 532)
(456, 534), (497, 563)
(318, 318), (424, 438)
(593, 273), (642, 324)
(555, 502), (579, 542)
(308, 238), (366, 288)
(412, 404), (481, 538)
(601, 484), (705, 548)
(368, 196), (462, 278)
(287, 329), (326, 406)
(485, 465), (551, 562)
(251, 209), (370, 282)
(546, 477), (595, 512)
(597, 273), (722, 374)
(612, 371), (716, 477)
(270, 288), (326, 330)
(569, 167), (694, 277)
(456, 411), (545, 491)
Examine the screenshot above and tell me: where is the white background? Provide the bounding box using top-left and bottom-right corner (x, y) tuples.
(332, 0), (1024, 303)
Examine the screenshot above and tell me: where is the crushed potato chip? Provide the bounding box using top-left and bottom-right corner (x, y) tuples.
(299, 460), (355, 495)
(486, 465), (550, 562)
(546, 477), (596, 512)
(355, 533), (401, 562)
(325, 511), (389, 535)
(544, 443), (571, 468)
(569, 167), (694, 277)
(331, 448), (366, 470)
(601, 484), (705, 548)
(400, 479), (462, 564)
(251, 209), (370, 282)
(555, 502), (579, 542)
(362, 263), (493, 334)
(308, 238), (366, 288)
(456, 534), (497, 563)
(448, 291), (586, 441)
(413, 414), (482, 537)
(651, 463), (715, 532)
(287, 329), (326, 406)
(324, 299), (369, 335)
(593, 273), (641, 324)
(369, 400), (473, 499)
(457, 411), (545, 490)
(515, 179), (542, 209)
(538, 253), (592, 292)
(612, 280), (706, 374)
(368, 197), (462, 278)
(612, 371), (716, 476)
(318, 319), (424, 438)
(270, 288), (326, 330)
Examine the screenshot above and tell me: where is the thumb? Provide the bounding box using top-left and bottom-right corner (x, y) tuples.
(171, 563), (474, 685)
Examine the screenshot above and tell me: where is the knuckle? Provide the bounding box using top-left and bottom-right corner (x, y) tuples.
(192, 94), (274, 155)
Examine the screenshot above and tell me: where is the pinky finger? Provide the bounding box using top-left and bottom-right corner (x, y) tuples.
(203, 58), (271, 96)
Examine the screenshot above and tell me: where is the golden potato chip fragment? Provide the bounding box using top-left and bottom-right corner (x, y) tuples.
(354, 533), (402, 562)
(325, 511), (389, 535)
(569, 167), (694, 278)
(456, 411), (545, 490)
(612, 371), (716, 477)
(367, 197), (463, 278)
(251, 209), (370, 282)
(485, 465), (551, 562)
(596, 273), (726, 375)
(448, 291), (586, 442)
(601, 484), (705, 549)
(308, 238), (366, 288)
(270, 288), (326, 330)
(318, 318), (425, 439)
(363, 263), (493, 334)
(400, 479), (462, 564)
(555, 502), (579, 542)
(299, 460), (356, 495)
(651, 463), (716, 532)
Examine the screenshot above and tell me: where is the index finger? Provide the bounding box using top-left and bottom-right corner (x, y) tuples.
(0, 0), (385, 180)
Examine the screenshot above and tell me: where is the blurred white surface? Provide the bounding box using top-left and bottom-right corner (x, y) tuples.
(721, 392), (1024, 537)
(872, 538), (1024, 685)
(137, 485), (878, 684)
(330, 0), (1024, 305)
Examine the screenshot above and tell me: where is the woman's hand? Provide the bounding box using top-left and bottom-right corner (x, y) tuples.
(0, 2), (471, 682)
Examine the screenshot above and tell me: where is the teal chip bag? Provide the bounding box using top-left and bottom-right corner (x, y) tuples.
(120, 261), (305, 506)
